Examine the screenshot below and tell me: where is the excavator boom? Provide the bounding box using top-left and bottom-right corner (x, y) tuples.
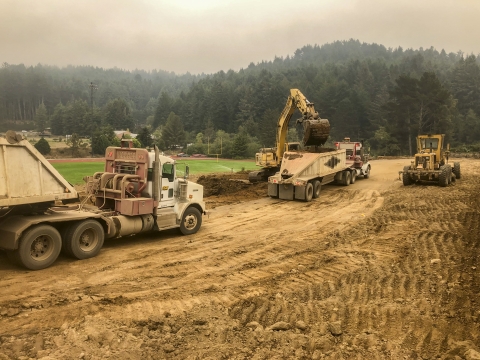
(249, 89), (330, 182)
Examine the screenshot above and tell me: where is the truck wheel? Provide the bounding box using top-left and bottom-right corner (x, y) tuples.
(350, 171), (356, 184)
(453, 162), (461, 179)
(312, 180), (321, 199)
(64, 220), (104, 260)
(180, 207), (202, 235)
(13, 225), (62, 270)
(402, 166), (412, 186)
(304, 183), (314, 202)
(439, 166), (448, 187)
(364, 166), (370, 179)
(343, 171), (351, 186)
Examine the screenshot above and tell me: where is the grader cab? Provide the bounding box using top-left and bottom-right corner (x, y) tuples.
(400, 134), (461, 187)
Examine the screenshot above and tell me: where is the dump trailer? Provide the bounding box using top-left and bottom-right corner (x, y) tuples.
(399, 134), (460, 187)
(268, 148), (358, 201)
(0, 131), (206, 270)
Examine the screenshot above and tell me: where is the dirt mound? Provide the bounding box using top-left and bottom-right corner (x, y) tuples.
(197, 173), (267, 208)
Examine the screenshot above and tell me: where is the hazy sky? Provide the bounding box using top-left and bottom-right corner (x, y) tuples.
(1, 0), (478, 74)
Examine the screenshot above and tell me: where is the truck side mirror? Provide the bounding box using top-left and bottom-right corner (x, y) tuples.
(185, 165), (189, 179)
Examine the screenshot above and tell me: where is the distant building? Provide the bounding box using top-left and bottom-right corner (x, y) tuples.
(114, 130), (138, 139)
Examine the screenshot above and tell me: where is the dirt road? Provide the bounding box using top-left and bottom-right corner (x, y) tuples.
(1, 159), (479, 359)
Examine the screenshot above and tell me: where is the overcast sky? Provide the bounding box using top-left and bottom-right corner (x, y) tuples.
(1, 0), (478, 74)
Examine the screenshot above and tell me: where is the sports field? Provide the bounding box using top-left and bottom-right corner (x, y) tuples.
(51, 159), (257, 184)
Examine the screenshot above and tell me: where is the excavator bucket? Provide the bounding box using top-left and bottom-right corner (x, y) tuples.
(302, 119), (330, 146)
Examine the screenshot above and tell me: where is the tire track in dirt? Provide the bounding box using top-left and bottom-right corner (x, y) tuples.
(226, 163), (480, 358)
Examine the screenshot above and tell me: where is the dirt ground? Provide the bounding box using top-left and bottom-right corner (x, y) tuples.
(0, 159), (479, 360)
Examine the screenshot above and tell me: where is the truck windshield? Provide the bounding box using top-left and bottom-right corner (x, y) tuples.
(421, 138), (439, 150)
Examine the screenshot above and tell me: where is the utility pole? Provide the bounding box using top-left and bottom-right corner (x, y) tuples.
(89, 82), (98, 157)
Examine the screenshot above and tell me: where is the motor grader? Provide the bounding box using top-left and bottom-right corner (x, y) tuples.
(400, 134), (461, 187)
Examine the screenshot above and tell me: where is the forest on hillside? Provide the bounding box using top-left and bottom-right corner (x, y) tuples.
(1, 39), (480, 157)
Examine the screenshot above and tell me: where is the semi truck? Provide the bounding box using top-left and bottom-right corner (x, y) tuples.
(334, 137), (371, 181)
(0, 131), (206, 270)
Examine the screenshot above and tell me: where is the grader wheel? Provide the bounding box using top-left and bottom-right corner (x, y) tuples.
(402, 166), (413, 186)
(439, 166), (449, 187)
(453, 162), (461, 179)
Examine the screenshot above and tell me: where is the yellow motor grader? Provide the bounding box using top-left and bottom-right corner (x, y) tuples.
(400, 134), (460, 187)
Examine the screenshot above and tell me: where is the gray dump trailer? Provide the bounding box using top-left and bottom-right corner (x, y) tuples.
(268, 148), (367, 201)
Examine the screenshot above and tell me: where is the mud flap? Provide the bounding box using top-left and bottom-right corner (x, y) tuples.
(294, 185), (306, 200)
(268, 183), (278, 197)
(279, 184), (294, 200)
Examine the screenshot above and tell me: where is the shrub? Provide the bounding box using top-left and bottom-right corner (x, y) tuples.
(34, 137), (51, 155)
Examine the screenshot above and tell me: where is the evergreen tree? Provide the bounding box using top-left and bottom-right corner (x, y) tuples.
(50, 103), (65, 135)
(231, 130), (249, 159)
(451, 55), (480, 116)
(35, 103), (48, 132)
(153, 92), (172, 129)
(137, 127), (152, 148)
(104, 99), (134, 130)
(162, 112), (185, 149)
(92, 126), (116, 155)
(64, 100), (90, 136)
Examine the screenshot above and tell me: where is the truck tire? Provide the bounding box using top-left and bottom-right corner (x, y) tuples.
(364, 166), (370, 179)
(180, 207), (202, 235)
(439, 166), (449, 187)
(304, 183), (314, 202)
(64, 220), (104, 260)
(402, 166), (412, 186)
(312, 180), (321, 199)
(11, 225), (62, 270)
(343, 171), (351, 186)
(350, 171), (356, 184)
(453, 162), (461, 179)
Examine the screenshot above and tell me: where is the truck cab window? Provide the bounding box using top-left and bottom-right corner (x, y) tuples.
(162, 163), (175, 182)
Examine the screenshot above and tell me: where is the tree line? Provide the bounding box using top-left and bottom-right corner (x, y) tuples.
(2, 39), (480, 157)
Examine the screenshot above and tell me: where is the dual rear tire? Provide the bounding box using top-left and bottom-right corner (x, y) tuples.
(303, 180), (322, 202)
(9, 220), (105, 270)
(342, 171), (352, 186)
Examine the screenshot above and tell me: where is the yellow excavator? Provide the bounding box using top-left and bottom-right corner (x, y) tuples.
(248, 89), (330, 182)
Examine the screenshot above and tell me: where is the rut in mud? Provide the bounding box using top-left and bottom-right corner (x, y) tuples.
(0, 159), (479, 360)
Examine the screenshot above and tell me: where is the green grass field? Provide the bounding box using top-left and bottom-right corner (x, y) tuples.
(52, 159), (257, 185)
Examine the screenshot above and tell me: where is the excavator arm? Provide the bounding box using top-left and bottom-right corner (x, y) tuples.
(249, 89), (330, 183)
(275, 89), (330, 161)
